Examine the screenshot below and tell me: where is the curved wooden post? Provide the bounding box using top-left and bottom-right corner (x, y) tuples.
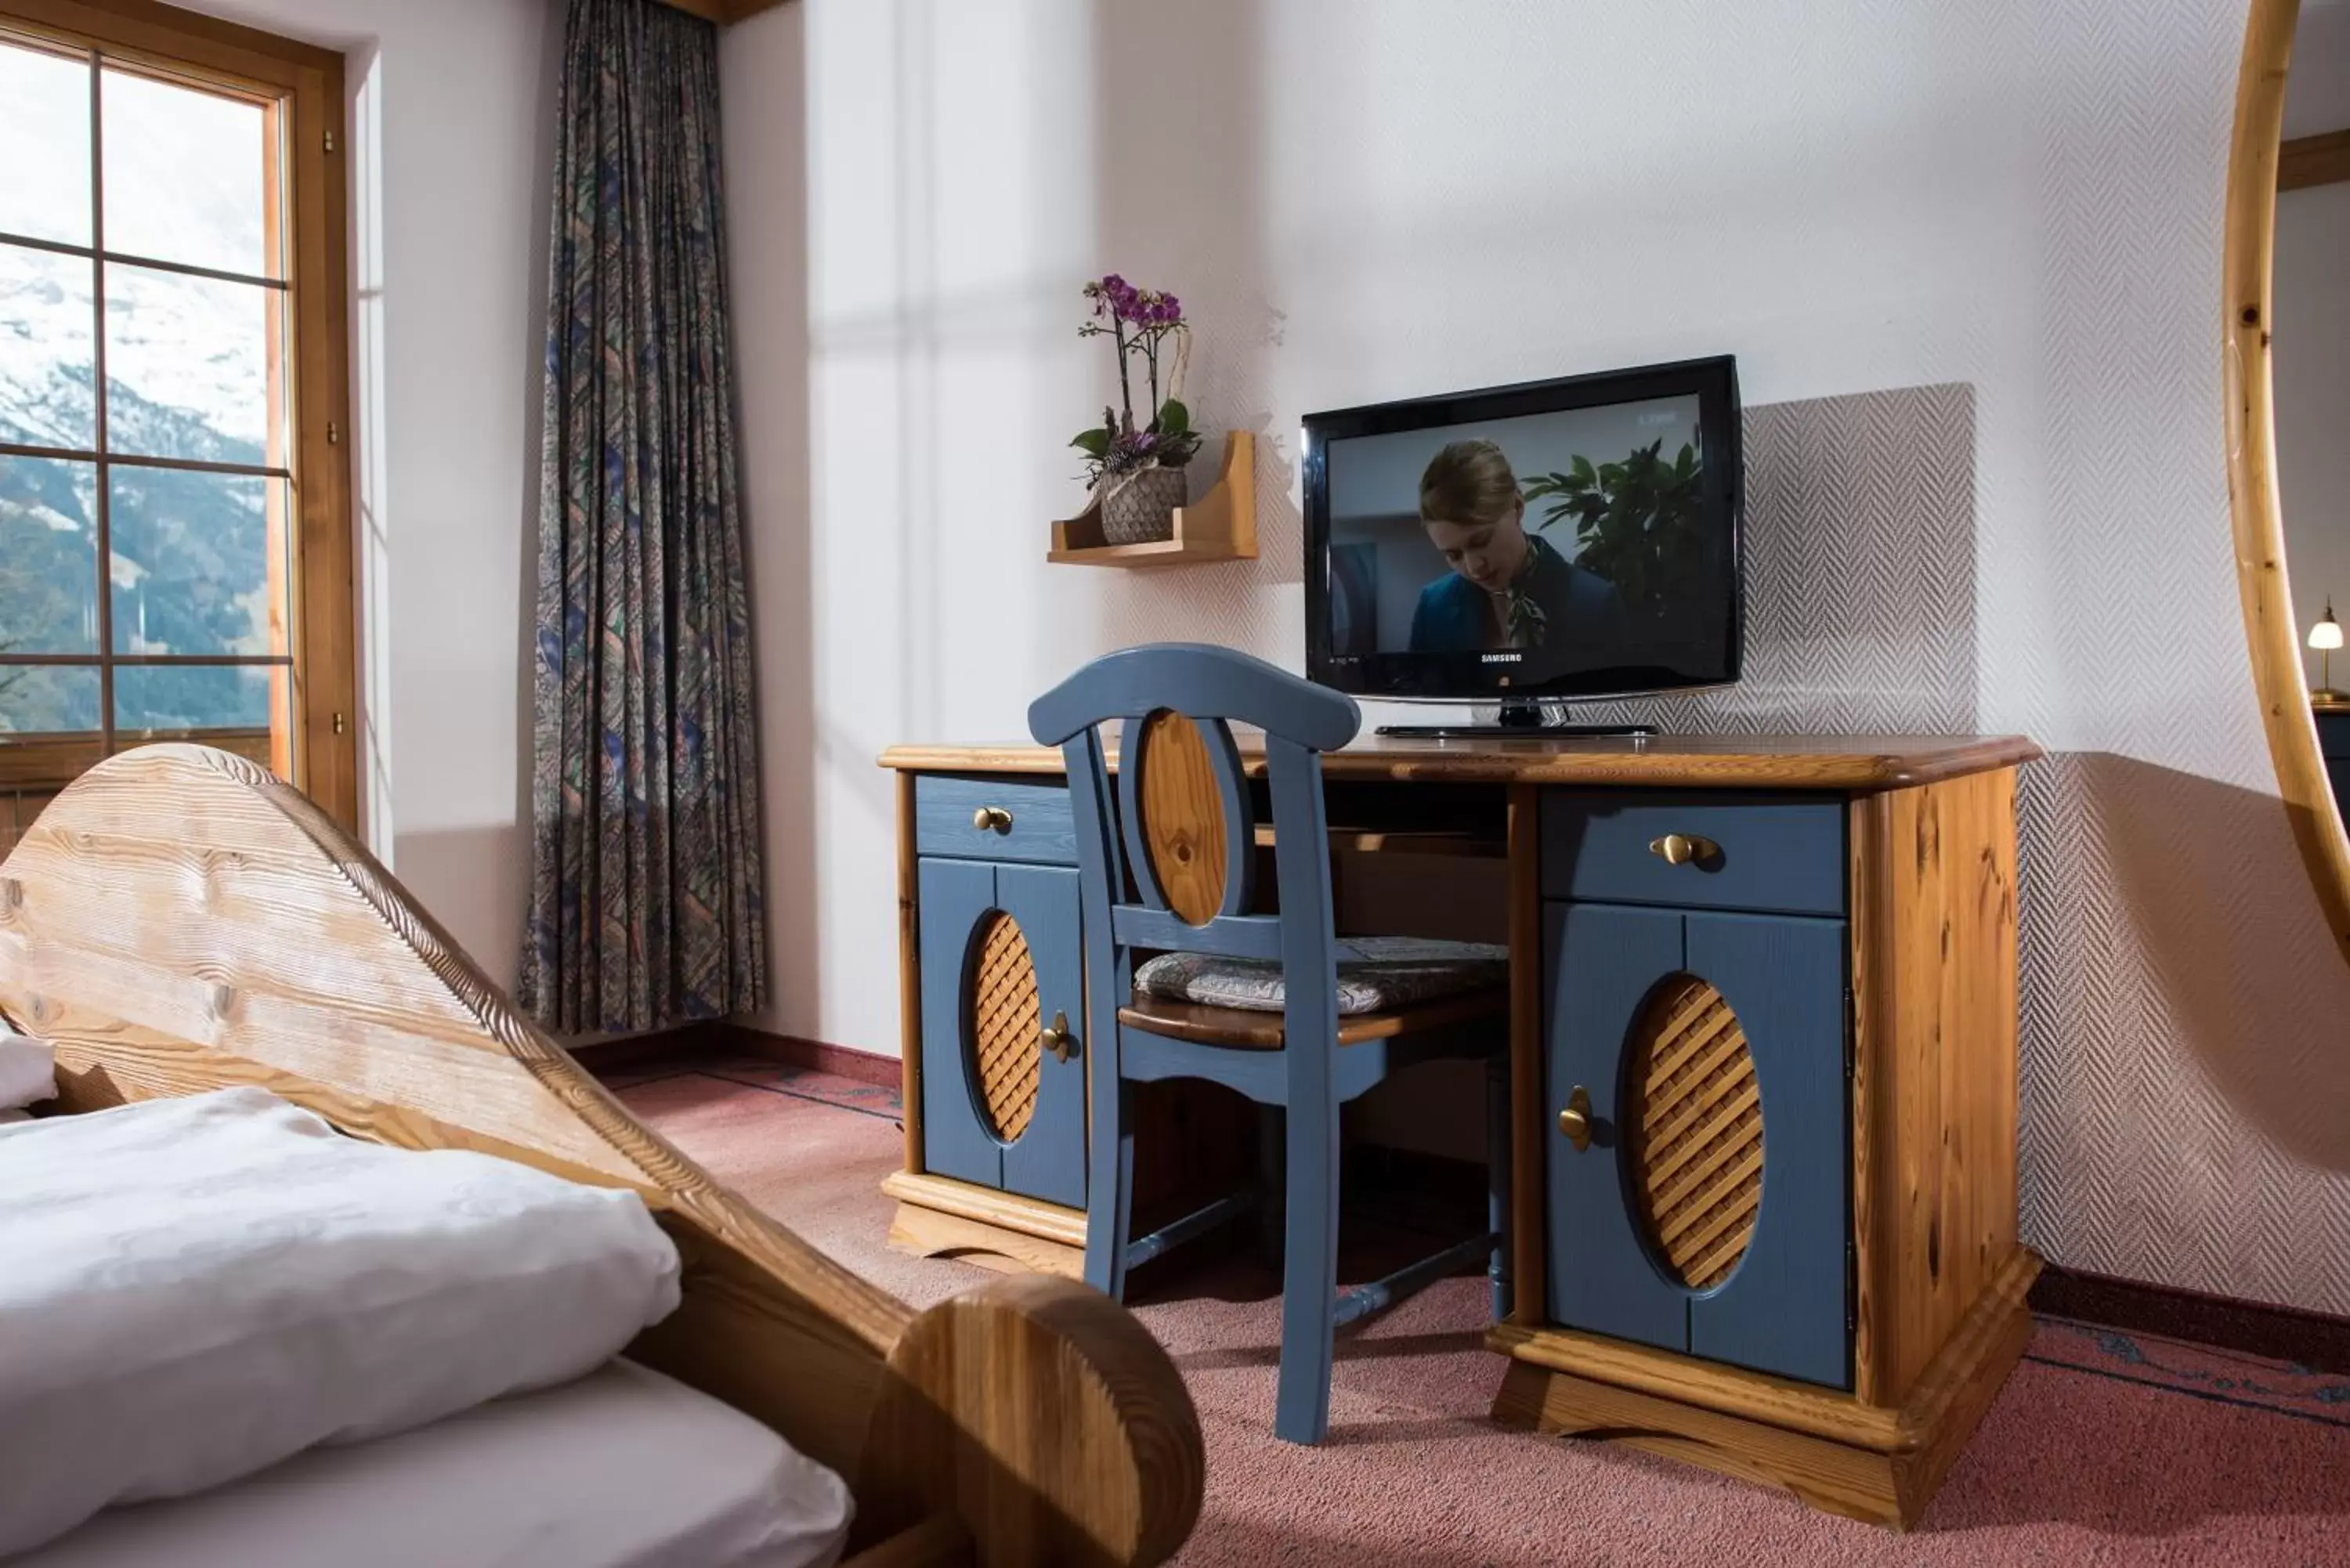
(2223, 0), (2350, 963)
(856, 1273), (1204, 1568)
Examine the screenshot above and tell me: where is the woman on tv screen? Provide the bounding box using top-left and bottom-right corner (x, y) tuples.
(1407, 439), (1629, 654)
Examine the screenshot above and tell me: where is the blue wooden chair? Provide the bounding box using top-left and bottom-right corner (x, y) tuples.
(1029, 643), (1510, 1446)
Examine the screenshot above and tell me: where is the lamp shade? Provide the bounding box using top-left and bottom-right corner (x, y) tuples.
(2314, 610), (2345, 652)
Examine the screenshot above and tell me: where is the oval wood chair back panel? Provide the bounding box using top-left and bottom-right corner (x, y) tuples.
(1129, 710), (1243, 926)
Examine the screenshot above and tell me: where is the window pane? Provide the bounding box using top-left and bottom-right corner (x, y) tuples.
(0, 243), (98, 450)
(0, 663), (99, 733)
(0, 40), (93, 247)
(103, 262), (273, 461)
(102, 67), (268, 277)
(114, 661), (276, 739)
(109, 468), (280, 656)
(0, 454), (99, 653)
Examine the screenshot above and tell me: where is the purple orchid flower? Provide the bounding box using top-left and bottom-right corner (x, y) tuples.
(1075, 274), (1201, 483)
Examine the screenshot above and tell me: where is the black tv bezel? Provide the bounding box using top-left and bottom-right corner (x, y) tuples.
(1302, 354), (1744, 706)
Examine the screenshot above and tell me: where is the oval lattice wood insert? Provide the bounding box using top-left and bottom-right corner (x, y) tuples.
(1625, 974), (1762, 1291)
(966, 910), (1041, 1143)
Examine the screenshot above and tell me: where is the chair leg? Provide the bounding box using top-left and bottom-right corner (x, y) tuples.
(1485, 1053), (1512, 1322)
(1084, 1079), (1137, 1301)
(1273, 1089), (1340, 1446)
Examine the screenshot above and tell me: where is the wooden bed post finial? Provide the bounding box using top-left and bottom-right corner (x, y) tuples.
(857, 1273), (1204, 1567)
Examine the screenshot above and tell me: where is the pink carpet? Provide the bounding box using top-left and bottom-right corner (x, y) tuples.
(618, 1061), (2350, 1566)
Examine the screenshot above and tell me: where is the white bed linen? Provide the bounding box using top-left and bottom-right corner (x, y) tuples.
(15, 1359), (852, 1568)
(0, 1089), (682, 1557)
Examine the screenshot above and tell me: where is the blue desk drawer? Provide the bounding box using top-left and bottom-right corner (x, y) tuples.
(2316, 712), (2350, 761)
(914, 773), (1078, 865)
(1540, 790), (1846, 916)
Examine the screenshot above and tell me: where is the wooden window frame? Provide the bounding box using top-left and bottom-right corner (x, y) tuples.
(0, 0), (356, 831)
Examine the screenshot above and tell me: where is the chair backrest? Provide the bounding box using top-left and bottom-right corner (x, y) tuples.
(1029, 645), (1362, 1089)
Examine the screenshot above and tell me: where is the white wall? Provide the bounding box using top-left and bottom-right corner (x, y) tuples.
(721, 0), (2350, 1316)
(189, 0), (558, 986)
(721, 0), (2254, 1040)
(721, 2), (819, 1040)
(2290, 0), (2350, 142)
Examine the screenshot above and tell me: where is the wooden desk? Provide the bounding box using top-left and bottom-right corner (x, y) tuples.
(880, 732), (2040, 788)
(877, 733), (2041, 1528)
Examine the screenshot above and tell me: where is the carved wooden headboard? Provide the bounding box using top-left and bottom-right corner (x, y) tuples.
(0, 745), (1202, 1566)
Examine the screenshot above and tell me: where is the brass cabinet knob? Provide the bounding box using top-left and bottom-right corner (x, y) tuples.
(972, 804), (1014, 833)
(1039, 1010), (1076, 1063)
(1556, 1084), (1593, 1152)
(1648, 832), (1720, 867)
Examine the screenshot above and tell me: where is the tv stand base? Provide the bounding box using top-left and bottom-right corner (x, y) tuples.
(1376, 722), (1658, 739)
(1377, 699), (1657, 741)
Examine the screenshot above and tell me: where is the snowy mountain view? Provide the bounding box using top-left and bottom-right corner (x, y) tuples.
(0, 39), (280, 736)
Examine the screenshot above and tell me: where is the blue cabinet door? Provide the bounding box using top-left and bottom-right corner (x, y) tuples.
(995, 863), (1086, 1207)
(1544, 899), (1852, 1389)
(1545, 901), (1690, 1355)
(918, 858), (1003, 1190)
(1684, 911), (1850, 1389)
(916, 855), (1088, 1207)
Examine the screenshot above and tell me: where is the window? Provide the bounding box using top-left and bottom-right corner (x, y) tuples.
(0, 0), (352, 847)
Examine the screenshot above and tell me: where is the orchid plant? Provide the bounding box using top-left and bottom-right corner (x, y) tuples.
(1072, 275), (1202, 484)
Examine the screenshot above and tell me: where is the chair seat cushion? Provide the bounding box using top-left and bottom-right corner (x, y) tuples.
(1133, 935), (1507, 1017)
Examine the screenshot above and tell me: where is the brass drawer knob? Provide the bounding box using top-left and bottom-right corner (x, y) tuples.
(1039, 1011), (1076, 1063)
(972, 804), (1015, 833)
(1557, 1084), (1593, 1152)
(1648, 831), (1720, 867)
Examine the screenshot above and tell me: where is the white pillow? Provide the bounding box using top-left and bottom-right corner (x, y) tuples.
(0, 1017), (54, 1109)
(0, 1087), (682, 1558)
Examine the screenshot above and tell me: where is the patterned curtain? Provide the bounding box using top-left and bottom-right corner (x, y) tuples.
(520, 0), (765, 1035)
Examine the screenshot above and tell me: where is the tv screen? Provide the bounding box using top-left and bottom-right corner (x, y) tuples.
(1303, 356), (1742, 706)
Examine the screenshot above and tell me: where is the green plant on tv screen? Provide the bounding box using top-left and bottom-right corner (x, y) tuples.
(1520, 439), (1708, 623)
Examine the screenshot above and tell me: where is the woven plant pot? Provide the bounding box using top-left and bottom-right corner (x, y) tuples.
(1096, 464), (1188, 545)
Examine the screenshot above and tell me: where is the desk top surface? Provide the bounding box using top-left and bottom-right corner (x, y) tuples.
(880, 733), (2041, 791)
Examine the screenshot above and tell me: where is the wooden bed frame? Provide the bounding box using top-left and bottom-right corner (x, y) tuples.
(0, 746), (1204, 1568)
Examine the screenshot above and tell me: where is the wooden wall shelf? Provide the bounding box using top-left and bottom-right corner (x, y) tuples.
(1048, 431), (1256, 567)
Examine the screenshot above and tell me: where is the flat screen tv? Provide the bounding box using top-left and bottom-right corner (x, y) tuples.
(1303, 356), (1742, 733)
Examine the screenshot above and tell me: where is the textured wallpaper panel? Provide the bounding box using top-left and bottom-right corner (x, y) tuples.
(1601, 385), (1977, 735)
(2018, 754), (2350, 1313)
